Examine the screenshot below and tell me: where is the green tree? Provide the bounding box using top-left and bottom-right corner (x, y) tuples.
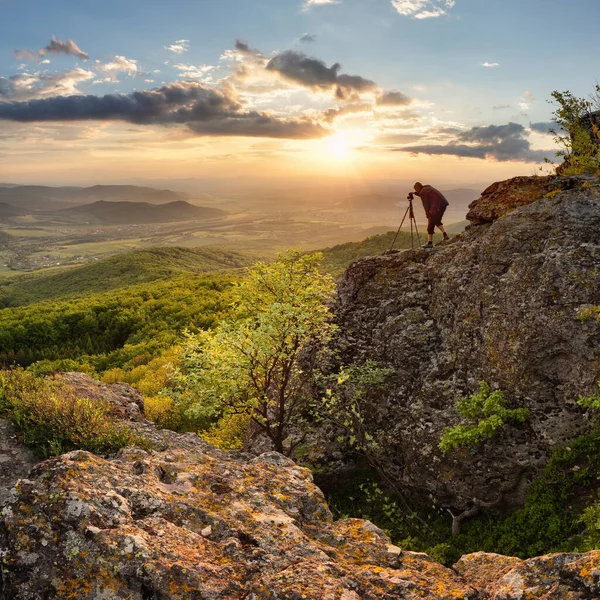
(182, 251), (336, 455)
(549, 88), (599, 175)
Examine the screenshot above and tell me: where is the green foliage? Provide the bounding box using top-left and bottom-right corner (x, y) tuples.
(0, 368), (134, 458)
(548, 88), (599, 176)
(580, 492), (600, 551)
(201, 413), (250, 451)
(181, 251), (337, 454)
(319, 360), (393, 452)
(0, 272), (237, 370)
(439, 382), (529, 453)
(326, 429), (600, 565)
(0, 246), (253, 308)
(578, 381), (600, 413)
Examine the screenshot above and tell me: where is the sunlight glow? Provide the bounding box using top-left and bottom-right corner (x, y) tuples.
(328, 132), (351, 159)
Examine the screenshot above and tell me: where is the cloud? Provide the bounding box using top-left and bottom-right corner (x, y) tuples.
(391, 0), (455, 19)
(530, 121), (558, 135)
(266, 50), (377, 99)
(234, 40), (266, 61)
(0, 81), (329, 140)
(0, 68), (95, 101)
(397, 122), (550, 162)
(41, 36), (89, 59)
(376, 91), (412, 106)
(482, 62), (499, 68)
(304, 0), (341, 8)
(493, 104), (510, 110)
(166, 39), (189, 54)
(173, 63), (216, 80)
(300, 34), (317, 43)
(96, 56), (140, 81)
(15, 36), (89, 61)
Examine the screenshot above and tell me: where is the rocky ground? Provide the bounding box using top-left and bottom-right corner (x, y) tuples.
(0, 373), (599, 598)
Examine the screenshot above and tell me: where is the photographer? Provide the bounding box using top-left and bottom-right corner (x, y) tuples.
(409, 182), (450, 249)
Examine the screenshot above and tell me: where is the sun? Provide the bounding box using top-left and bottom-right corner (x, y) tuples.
(327, 132), (351, 159)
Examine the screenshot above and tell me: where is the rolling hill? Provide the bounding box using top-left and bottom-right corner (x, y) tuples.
(0, 202), (29, 222)
(0, 246), (256, 307)
(49, 200), (226, 225)
(0, 184), (192, 211)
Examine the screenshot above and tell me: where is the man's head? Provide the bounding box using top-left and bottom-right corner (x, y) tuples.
(414, 182), (423, 193)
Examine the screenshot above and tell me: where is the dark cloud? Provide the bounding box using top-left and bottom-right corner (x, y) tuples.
(397, 122), (550, 163)
(300, 34), (317, 43)
(266, 50), (377, 99)
(529, 121), (558, 135)
(234, 40), (265, 61)
(15, 36), (89, 61)
(0, 81), (328, 139)
(41, 36), (89, 59)
(376, 91), (412, 106)
(187, 116), (327, 139)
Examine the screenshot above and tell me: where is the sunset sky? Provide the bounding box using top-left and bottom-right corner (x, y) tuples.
(1, 0), (598, 186)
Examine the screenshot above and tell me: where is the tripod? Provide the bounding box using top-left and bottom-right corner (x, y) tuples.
(389, 197), (422, 252)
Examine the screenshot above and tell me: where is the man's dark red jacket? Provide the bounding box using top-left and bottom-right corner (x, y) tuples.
(416, 185), (449, 216)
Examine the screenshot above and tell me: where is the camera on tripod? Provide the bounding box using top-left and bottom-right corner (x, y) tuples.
(407, 192), (415, 201)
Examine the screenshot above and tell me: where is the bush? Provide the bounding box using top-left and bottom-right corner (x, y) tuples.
(439, 382), (529, 453)
(0, 368), (134, 458)
(201, 413), (250, 451)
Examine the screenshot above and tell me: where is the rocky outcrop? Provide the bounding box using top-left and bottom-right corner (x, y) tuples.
(1, 368), (600, 597)
(326, 176), (600, 510)
(465, 174), (594, 225)
(455, 551), (600, 599)
(2, 443), (600, 599)
(0, 446), (477, 600)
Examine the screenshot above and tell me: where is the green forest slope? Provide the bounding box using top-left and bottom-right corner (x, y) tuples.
(0, 247), (255, 308)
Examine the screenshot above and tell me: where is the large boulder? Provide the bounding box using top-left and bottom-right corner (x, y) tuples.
(0, 446), (477, 599)
(325, 176), (600, 510)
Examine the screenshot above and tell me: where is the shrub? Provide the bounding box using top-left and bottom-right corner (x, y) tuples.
(201, 413), (250, 451)
(439, 382), (529, 453)
(0, 368), (134, 458)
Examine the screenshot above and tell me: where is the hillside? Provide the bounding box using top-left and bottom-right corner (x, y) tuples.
(0, 202), (28, 221)
(0, 246), (253, 307)
(0, 184), (192, 211)
(49, 199), (226, 225)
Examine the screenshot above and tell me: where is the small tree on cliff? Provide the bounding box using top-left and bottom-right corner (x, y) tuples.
(549, 87), (599, 175)
(182, 251), (336, 455)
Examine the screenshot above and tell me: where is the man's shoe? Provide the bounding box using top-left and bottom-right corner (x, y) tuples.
(443, 233), (450, 241)
(422, 241), (433, 249)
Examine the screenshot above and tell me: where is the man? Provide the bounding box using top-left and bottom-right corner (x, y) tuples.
(410, 182), (450, 249)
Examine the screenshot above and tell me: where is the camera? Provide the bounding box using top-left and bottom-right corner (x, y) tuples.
(407, 192), (414, 201)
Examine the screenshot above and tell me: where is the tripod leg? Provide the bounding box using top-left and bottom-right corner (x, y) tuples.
(389, 206), (410, 252)
(413, 217), (422, 247)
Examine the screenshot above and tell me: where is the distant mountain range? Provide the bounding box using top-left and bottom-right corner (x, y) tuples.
(51, 200), (226, 225)
(0, 184), (192, 211)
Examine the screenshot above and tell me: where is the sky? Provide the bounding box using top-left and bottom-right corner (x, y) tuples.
(0, 0), (598, 186)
